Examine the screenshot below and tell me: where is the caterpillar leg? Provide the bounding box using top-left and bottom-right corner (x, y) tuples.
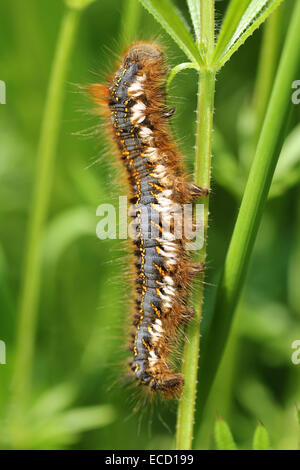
(180, 306), (195, 323)
(171, 178), (209, 202)
(149, 373), (184, 394)
(187, 182), (210, 198)
(187, 262), (205, 278)
(163, 106), (176, 119)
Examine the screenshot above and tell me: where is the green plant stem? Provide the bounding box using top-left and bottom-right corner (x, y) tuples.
(166, 62), (199, 92)
(253, 5), (282, 141)
(176, 0), (215, 451)
(197, 0), (300, 418)
(12, 6), (81, 417)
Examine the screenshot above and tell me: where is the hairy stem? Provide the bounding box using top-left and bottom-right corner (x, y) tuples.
(176, 0), (215, 450)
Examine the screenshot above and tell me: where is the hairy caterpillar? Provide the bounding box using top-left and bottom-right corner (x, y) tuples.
(90, 42), (208, 397)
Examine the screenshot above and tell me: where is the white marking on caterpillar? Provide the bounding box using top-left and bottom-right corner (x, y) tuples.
(131, 101), (147, 124)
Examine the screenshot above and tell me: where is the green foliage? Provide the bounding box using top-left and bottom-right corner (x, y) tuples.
(198, 0), (300, 424)
(3, 383), (115, 449)
(186, 0), (201, 45)
(253, 423), (271, 450)
(138, 0), (203, 65)
(212, 110), (300, 200)
(139, 0), (284, 71)
(166, 62), (199, 91)
(214, 419), (271, 450)
(12, 3), (83, 421)
(215, 418), (238, 450)
(215, 0), (284, 69)
(213, 0), (252, 62)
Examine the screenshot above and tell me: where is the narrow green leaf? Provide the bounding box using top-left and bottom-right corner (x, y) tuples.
(215, 417), (238, 450)
(253, 423), (270, 450)
(186, 0), (201, 45)
(216, 0), (284, 70)
(213, 0), (251, 62)
(166, 62), (199, 91)
(138, 0), (203, 65)
(199, 0), (215, 63)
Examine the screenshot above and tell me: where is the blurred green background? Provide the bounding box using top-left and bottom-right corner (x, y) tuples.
(0, 0), (300, 450)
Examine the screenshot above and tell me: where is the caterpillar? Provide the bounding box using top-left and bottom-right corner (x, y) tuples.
(90, 42), (208, 397)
